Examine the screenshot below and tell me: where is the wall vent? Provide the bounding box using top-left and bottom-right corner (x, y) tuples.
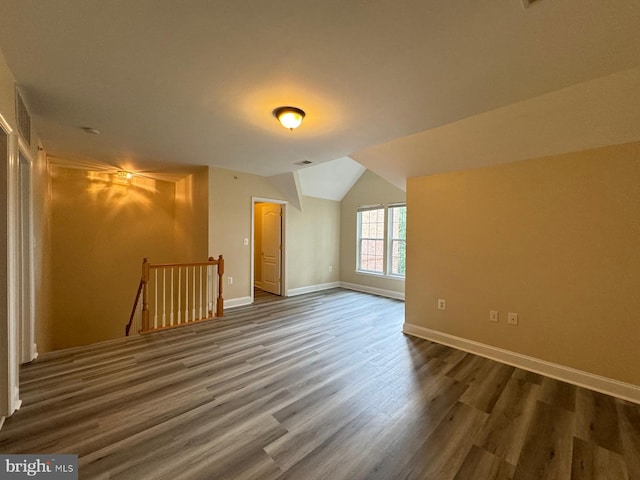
(15, 86), (31, 146)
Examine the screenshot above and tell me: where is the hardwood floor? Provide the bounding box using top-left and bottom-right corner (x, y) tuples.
(2, 288), (639, 479)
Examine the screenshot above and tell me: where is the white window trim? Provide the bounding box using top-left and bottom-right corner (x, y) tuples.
(356, 205), (385, 275)
(356, 203), (406, 279)
(387, 203), (407, 277)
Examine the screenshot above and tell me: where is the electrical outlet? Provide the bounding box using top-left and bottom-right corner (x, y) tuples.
(490, 310), (499, 322)
(329, 265), (333, 272)
(227, 276), (233, 285)
(508, 312), (518, 326)
(437, 299), (446, 310)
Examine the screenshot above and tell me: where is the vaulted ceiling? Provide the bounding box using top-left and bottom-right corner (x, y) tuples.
(0, 0), (639, 190)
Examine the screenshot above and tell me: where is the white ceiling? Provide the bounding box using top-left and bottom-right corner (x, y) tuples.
(0, 0), (639, 186)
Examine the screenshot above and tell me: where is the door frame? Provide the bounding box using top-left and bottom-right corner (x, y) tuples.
(17, 140), (36, 365)
(0, 113), (21, 421)
(251, 197), (287, 303)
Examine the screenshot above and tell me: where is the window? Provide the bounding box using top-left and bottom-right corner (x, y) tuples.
(388, 204), (406, 276)
(357, 206), (385, 273)
(356, 203), (406, 277)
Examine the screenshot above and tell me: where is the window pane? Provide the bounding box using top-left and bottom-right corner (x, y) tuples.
(357, 207), (384, 273)
(390, 239), (406, 275)
(389, 205), (406, 276)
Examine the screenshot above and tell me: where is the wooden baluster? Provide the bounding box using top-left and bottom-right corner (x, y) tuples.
(154, 269), (158, 328)
(177, 267), (182, 324)
(210, 257), (215, 318)
(170, 267), (174, 326)
(192, 267), (196, 321)
(141, 258), (150, 332)
(216, 255), (224, 317)
(210, 263), (214, 317)
(206, 263), (211, 317)
(212, 264), (216, 317)
(138, 257), (226, 333)
(199, 266), (203, 320)
(185, 266), (189, 322)
(162, 268), (166, 327)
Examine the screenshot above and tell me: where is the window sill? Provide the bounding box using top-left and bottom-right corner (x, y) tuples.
(355, 270), (405, 281)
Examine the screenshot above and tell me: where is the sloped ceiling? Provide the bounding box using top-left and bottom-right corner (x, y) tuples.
(297, 157), (366, 201)
(0, 1), (639, 186)
(354, 66), (640, 190)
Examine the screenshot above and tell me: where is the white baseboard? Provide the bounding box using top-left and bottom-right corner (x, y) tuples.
(12, 388), (21, 414)
(403, 323), (640, 405)
(224, 296), (253, 309)
(287, 282), (340, 297)
(339, 282), (405, 301)
(0, 399), (21, 431)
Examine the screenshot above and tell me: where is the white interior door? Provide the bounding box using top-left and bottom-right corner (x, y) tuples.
(261, 204), (282, 295)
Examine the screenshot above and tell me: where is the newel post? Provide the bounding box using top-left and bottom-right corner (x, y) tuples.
(216, 255), (224, 317)
(141, 257), (150, 332)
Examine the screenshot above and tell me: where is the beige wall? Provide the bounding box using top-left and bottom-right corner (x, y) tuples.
(209, 168), (286, 301)
(50, 167), (179, 349)
(405, 142), (640, 386)
(288, 196), (340, 289)
(340, 170), (406, 294)
(175, 167), (209, 262)
(254, 197), (340, 291)
(0, 50), (16, 125)
(32, 150), (53, 353)
(209, 168), (342, 300)
(44, 160), (342, 348)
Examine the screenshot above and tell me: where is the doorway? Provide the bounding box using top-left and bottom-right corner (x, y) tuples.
(252, 199), (286, 299)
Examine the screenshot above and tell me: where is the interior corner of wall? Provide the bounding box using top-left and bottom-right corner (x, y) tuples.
(266, 172), (303, 210)
(292, 171), (304, 211)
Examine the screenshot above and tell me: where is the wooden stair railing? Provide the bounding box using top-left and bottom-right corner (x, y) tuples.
(126, 256), (224, 336)
(125, 279), (144, 336)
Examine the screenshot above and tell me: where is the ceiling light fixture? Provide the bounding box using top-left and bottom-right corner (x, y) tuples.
(117, 170), (133, 180)
(273, 106), (305, 131)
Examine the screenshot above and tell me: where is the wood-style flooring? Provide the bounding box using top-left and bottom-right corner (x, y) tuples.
(2, 288), (639, 479)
